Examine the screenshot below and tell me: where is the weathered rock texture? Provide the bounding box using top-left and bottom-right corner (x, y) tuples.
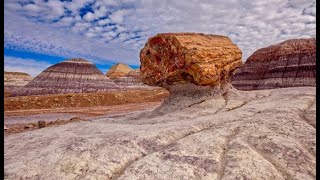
(140, 33), (242, 87)
(231, 38), (316, 90)
(4, 71), (33, 92)
(12, 58), (119, 96)
(106, 63), (133, 79)
(112, 69), (158, 89)
(4, 35), (316, 179)
(4, 87), (316, 179)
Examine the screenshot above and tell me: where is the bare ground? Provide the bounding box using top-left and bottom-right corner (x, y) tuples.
(4, 89), (168, 135)
(4, 87), (316, 180)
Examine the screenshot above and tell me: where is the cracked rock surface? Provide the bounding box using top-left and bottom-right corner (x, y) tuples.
(4, 86), (316, 180)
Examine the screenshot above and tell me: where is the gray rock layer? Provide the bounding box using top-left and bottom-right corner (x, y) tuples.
(12, 58), (119, 96)
(231, 38), (316, 90)
(4, 86), (316, 179)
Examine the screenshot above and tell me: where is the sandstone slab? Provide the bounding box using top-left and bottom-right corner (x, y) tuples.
(4, 87), (316, 180)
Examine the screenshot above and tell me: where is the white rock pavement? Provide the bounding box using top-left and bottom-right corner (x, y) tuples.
(4, 86), (316, 180)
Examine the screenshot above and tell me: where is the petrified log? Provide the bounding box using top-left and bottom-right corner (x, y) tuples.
(231, 38), (316, 90)
(12, 58), (119, 96)
(140, 33), (242, 88)
(140, 33), (242, 114)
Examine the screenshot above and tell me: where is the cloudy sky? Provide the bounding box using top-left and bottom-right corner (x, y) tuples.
(4, 0), (316, 76)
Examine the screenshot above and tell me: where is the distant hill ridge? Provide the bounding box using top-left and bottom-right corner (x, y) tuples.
(12, 58), (119, 96)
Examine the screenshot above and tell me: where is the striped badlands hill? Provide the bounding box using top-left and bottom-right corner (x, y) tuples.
(4, 71), (33, 92)
(231, 38), (316, 90)
(111, 69), (158, 89)
(106, 63), (133, 79)
(12, 58), (119, 96)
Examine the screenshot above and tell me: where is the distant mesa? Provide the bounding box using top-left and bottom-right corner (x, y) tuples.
(105, 63), (133, 79)
(231, 38), (316, 90)
(12, 58), (119, 96)
(4, 71), (33, 92)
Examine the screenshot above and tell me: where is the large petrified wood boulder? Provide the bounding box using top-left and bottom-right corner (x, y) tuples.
(106, 63), (133, 79)
(12, 58), (119, 96)
(140, 33), (242, 114)
(140, 33), (242, 87)
(231, 38), (316, 90)
(4, 71), (33, 92)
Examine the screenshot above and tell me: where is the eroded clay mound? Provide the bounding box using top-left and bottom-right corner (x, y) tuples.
(12, 58), (119, 96)
(106, 63), (133, 79)
(4, 87), (316, 179)
(231, 38), (316, 90)
(111, 69), (160, 89)
(4, 71), (33, 92)
(140, 33), (242, 87)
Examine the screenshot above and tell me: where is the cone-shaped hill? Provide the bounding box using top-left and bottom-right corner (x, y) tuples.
(12, 58), (119, 96)
(105, 63), (133, 78)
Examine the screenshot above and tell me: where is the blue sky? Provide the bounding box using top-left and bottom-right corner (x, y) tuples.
(4, 0), (316, 77)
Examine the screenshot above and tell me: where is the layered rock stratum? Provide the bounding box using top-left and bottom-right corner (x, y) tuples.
(12, 58), (119, 96)
(106, 63), (133, 79)
(4, 34), (316, 179)
(4, 71), (33, 91)
(231, 38), (316, 90)
(112, 69), (157, 89)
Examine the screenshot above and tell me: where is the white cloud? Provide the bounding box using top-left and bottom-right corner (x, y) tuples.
(4, 56), (53, 77)
(110, 9), (131, 24)
(83, 12), (95, 21)
(4, 0), (316, 66)
(97, 19), (111, 26)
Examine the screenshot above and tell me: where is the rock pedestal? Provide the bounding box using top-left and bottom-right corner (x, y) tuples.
(140, 33), (242, 113)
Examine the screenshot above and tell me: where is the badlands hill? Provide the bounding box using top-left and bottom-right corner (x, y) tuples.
(111, 69), (158, 89)
(106, 64), (156, 89)
(4, 71), (33, 92)
(12, 58), (119, 96)
(4, 33), (315, 179)
(231, 38), (316, 90)
(105, 63), (133, 79)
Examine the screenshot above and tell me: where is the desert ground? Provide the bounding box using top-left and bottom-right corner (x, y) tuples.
(4, 86), (316, 179)
(4, 88), (169, 135)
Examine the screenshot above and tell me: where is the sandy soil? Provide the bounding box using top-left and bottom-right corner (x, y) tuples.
(4, 86), (316, 179)
(4, 89), (167, 135)
(5, 88), (169, 111)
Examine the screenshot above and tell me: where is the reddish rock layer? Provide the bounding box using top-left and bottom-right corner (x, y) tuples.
(140, 33), (242, 88)
(12, 58), (119, 96)
(232, 38), (316, 90)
